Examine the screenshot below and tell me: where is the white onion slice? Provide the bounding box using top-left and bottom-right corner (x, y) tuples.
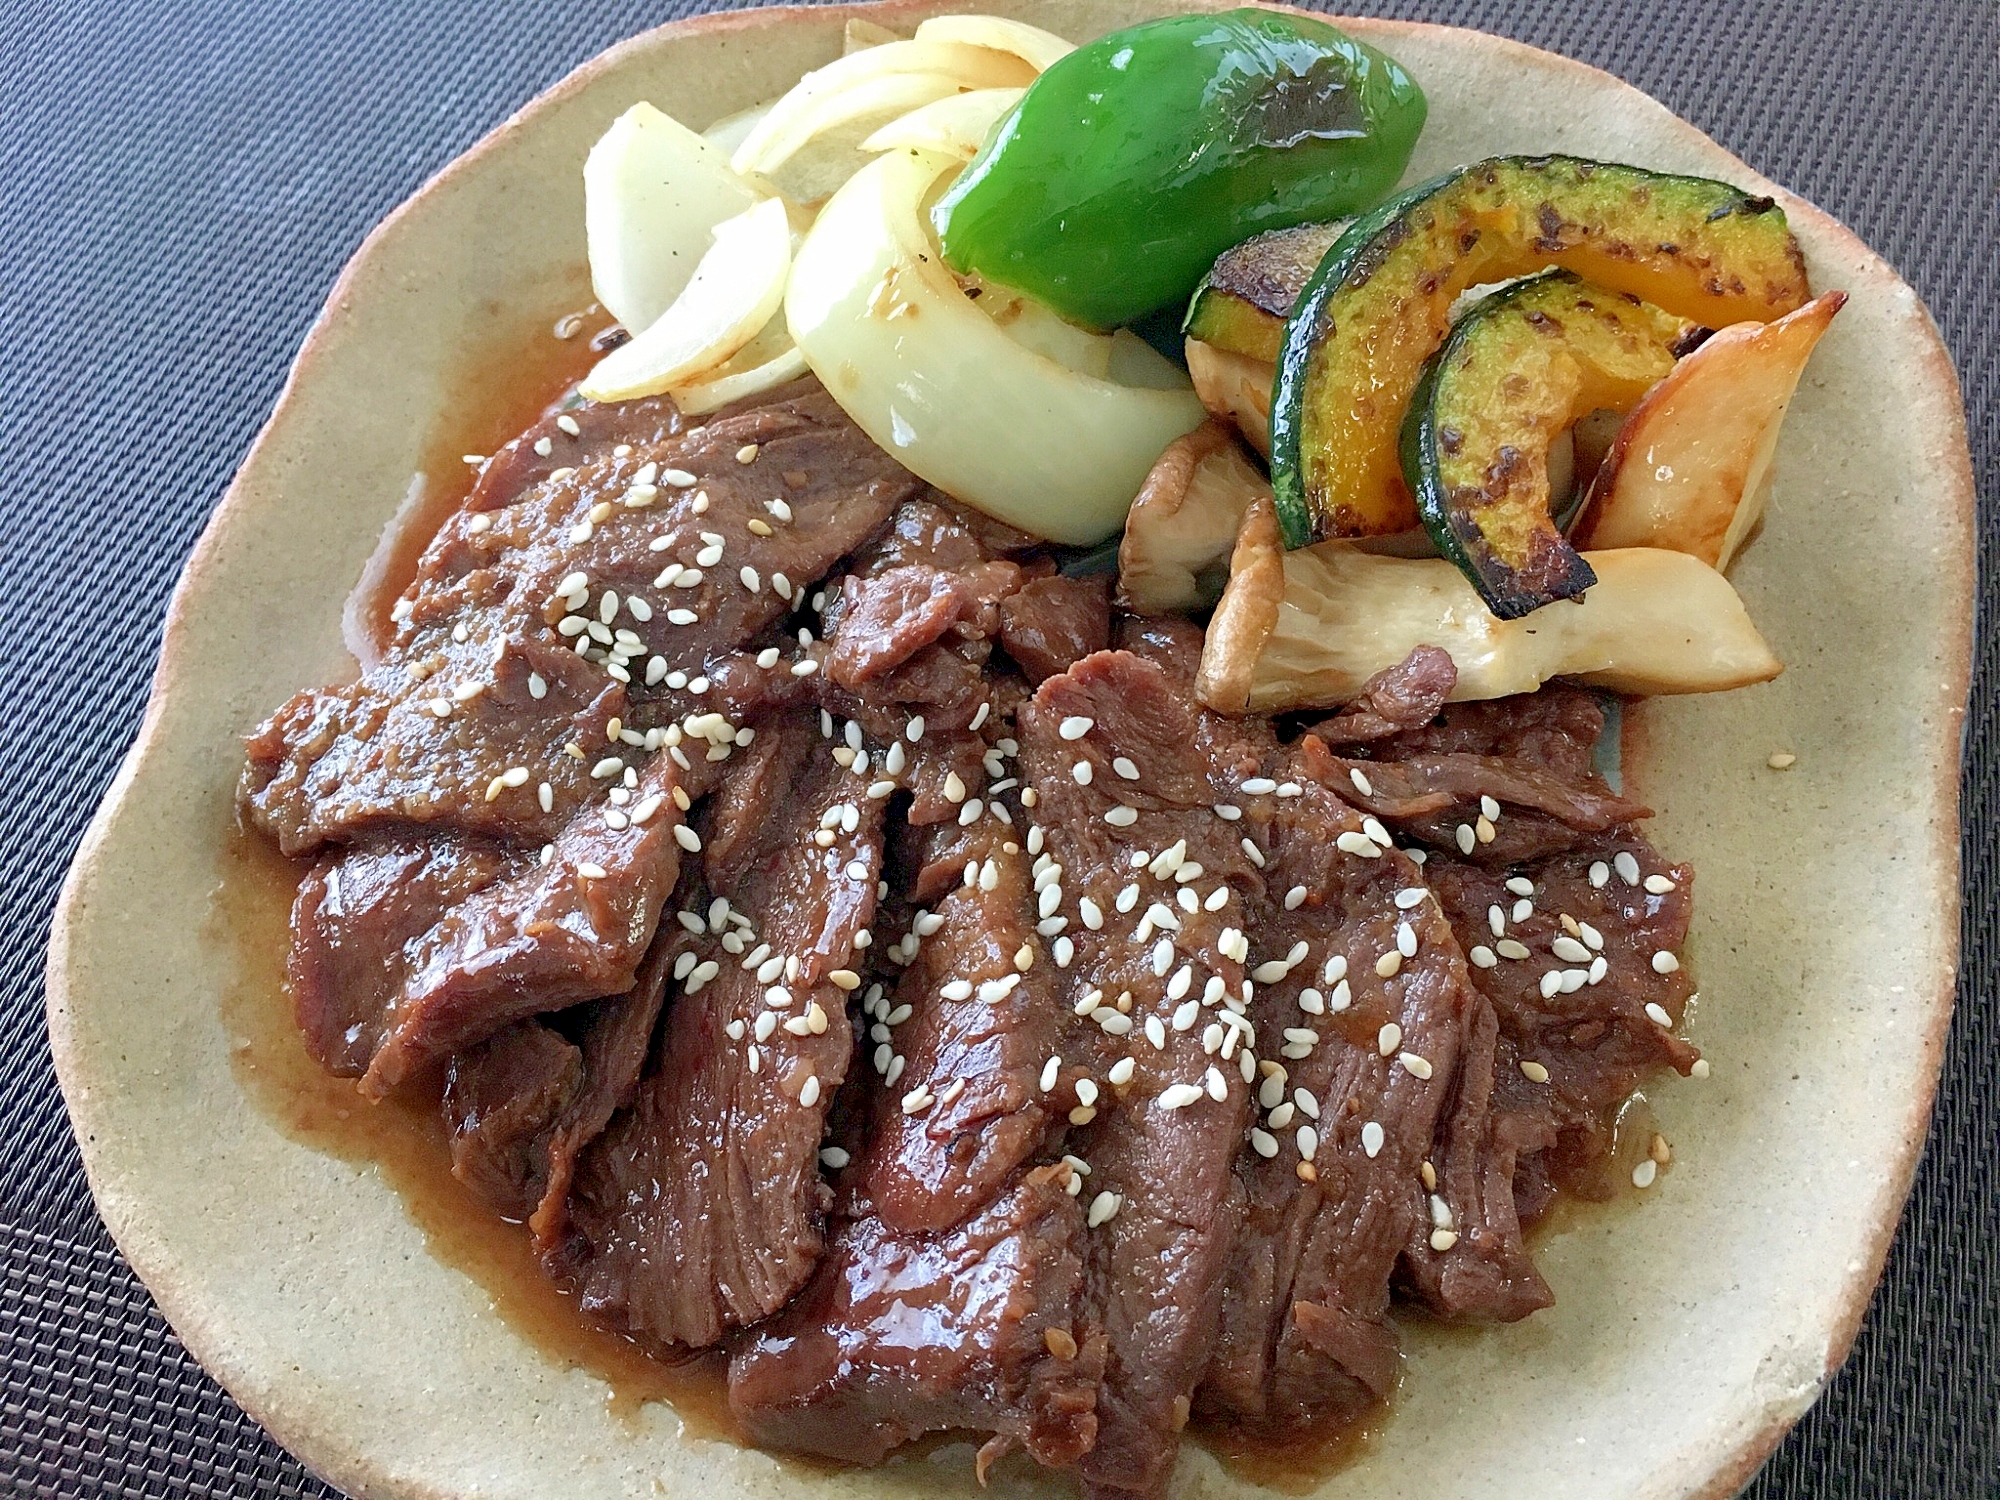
(972, 282), (1112, 377)
(701, 101), (771, 156)
(581, 196), (792, 401)
(585, 104), (764, 336)
(730, 39), (1035, 180)
(913, 14), (1075, 71)
(786, 148), (1206, 545)
(860, 86), (1022, 159)
(670, 315), (811, 415)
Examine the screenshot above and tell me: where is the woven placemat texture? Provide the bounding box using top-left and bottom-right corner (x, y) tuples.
(1, 0), (1993, 1494)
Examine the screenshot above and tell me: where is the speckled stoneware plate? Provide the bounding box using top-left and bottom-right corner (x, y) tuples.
(46, 4), (1972, 1498)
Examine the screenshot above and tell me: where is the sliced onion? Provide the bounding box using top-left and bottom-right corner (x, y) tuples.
(581, 196), (792, 402)
(860, 86), (1023, 159)
(585, 103), (764, 335)
(912, 14), (1075, 71)
(702, 100), (771, 156)
(730, 39), (1035, 180)
(971, 281), (1112, 376)
(786, 147), (1207, 545)
(670, 315), (811, 415)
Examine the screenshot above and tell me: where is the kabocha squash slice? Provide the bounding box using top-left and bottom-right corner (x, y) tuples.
(1401, 270), (1703, 618)
(1269, 155), (1811, 546)
(1184, 220), (1346, 364)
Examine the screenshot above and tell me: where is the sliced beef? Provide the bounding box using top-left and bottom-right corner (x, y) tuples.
(1329, 686), (1644, 865)
(242, 380), (921, 856)
(1198, 733), (1477, 1433)
(731, 1167), (1103, 1471)
(1017, 650), (1268, 1500)
(442, 932), (677, 1243)
(560, 713), (883, 1348)
(288, 835), (519, 1075)
(1307, 644), (1458, 744)
(999, 573), (1112, 684)
(442, 1021), (583, 1218)
(865, 821), (1062, 1234)
(358, 754), (686, 1099)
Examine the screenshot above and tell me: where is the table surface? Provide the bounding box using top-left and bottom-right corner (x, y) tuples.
(2, 0), (1994, 1495)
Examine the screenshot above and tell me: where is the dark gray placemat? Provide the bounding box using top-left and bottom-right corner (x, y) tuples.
(1, 0), (1993, 1494)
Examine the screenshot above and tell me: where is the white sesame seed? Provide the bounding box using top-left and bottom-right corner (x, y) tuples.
(1157, 1082), (1203, 1111)
(1456, 824), (1476, 854)
(1480, 795), (1502, 821)
(1616, 852), (1643, 886)
(1205, 1067), (1228, 1102)
(1058, 716), (1094, 741)
(1645, 1002), (1674, 1027)
(1072, 761), (1093, 786)
(1284, 886), (1308, 911)
(1087, 1191), (1121, 1227)
(1397, 922), (1418, 958)
(1399, 1052), (1434, 1080)
(1349, 767), (1375, 797)
(1377, 1023), (1402, 1056)
(1297, 1126), (1319, 1162)
(1361, 1121), (1385, 1157)
(1105, 806), (1138, 828)
(1553, 936), (1591, 963)
(1496, 939), (1530, 960)
(1652, 950), (1681, 974)
(1539, 970), (1563, 999)
(1336, 831), (1381, 858)
(673, 825), (702, 852)
(1632, 1159), (1658, 1189)
(1241, 838), (1265, 868)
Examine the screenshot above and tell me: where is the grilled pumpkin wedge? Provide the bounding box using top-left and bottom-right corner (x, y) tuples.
(1402, 270), (1702, 618)
(1184, 220), (1346, 363)
(1270, 155), (1810, 547)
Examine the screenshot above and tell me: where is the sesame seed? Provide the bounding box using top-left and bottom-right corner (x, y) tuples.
(1349, 767), (1374, 797)
(1284, 886), (1307, 911)
(791, 658), (820, 677)
(1645, 874), (1678, 894)
(1375, 951), (1401, 978)
(1336, 831), (1381, 858)
(1479, 795), (1502, 821)
(556, 414), (581, 436)
(1054, 715), (1095, 742)
(1297, 1126), (1319, 1162)
(1399, 1052), (1434, 1079)
(1213, 803), (1242, 821)
(820, 1146), (850, 1169)
(1652, 950), (1681, 974)
(1768, 751), (1796, 770)
(1496, 939), (1530, 960)
(533, 436), (554, 457)
(1361, 1121), (1385, 1157)
(673, 825), (702, 852)
(1396, 922), (1418, 958)
(1073, 761), (1093, 785)
(1539, 970), (1563, 1000)
(667, 608), (698, 625)
(1241, 838), (1265, 868)
(1377, 1023), (1402, 1056)
(1157, 1082), (1203, 1110)
(1087, 1191), (1121, 1227)
(1267, 1101), (1295, 1129)
(1553, 936), (1591, 963)
(1456, 824), (1477, 854)
(902, 1087), (934, 1115)
(1645, 1001), (1674, 1027)
(1632, 1159), (1658, 1189)
(1615, 852), (1643, 885)
(799, 1074), (822, 1108)
(1105, 806), (1138, 828)
(1039, 1056), (1061, 1091)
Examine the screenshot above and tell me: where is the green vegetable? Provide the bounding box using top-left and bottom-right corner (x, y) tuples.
(933, 10), (1425, 330)
(1269, 155), (1810, 546)
(1402, 270), (1699, 619)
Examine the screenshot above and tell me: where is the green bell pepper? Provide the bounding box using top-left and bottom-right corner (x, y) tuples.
(931, 9), (1425, 330)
